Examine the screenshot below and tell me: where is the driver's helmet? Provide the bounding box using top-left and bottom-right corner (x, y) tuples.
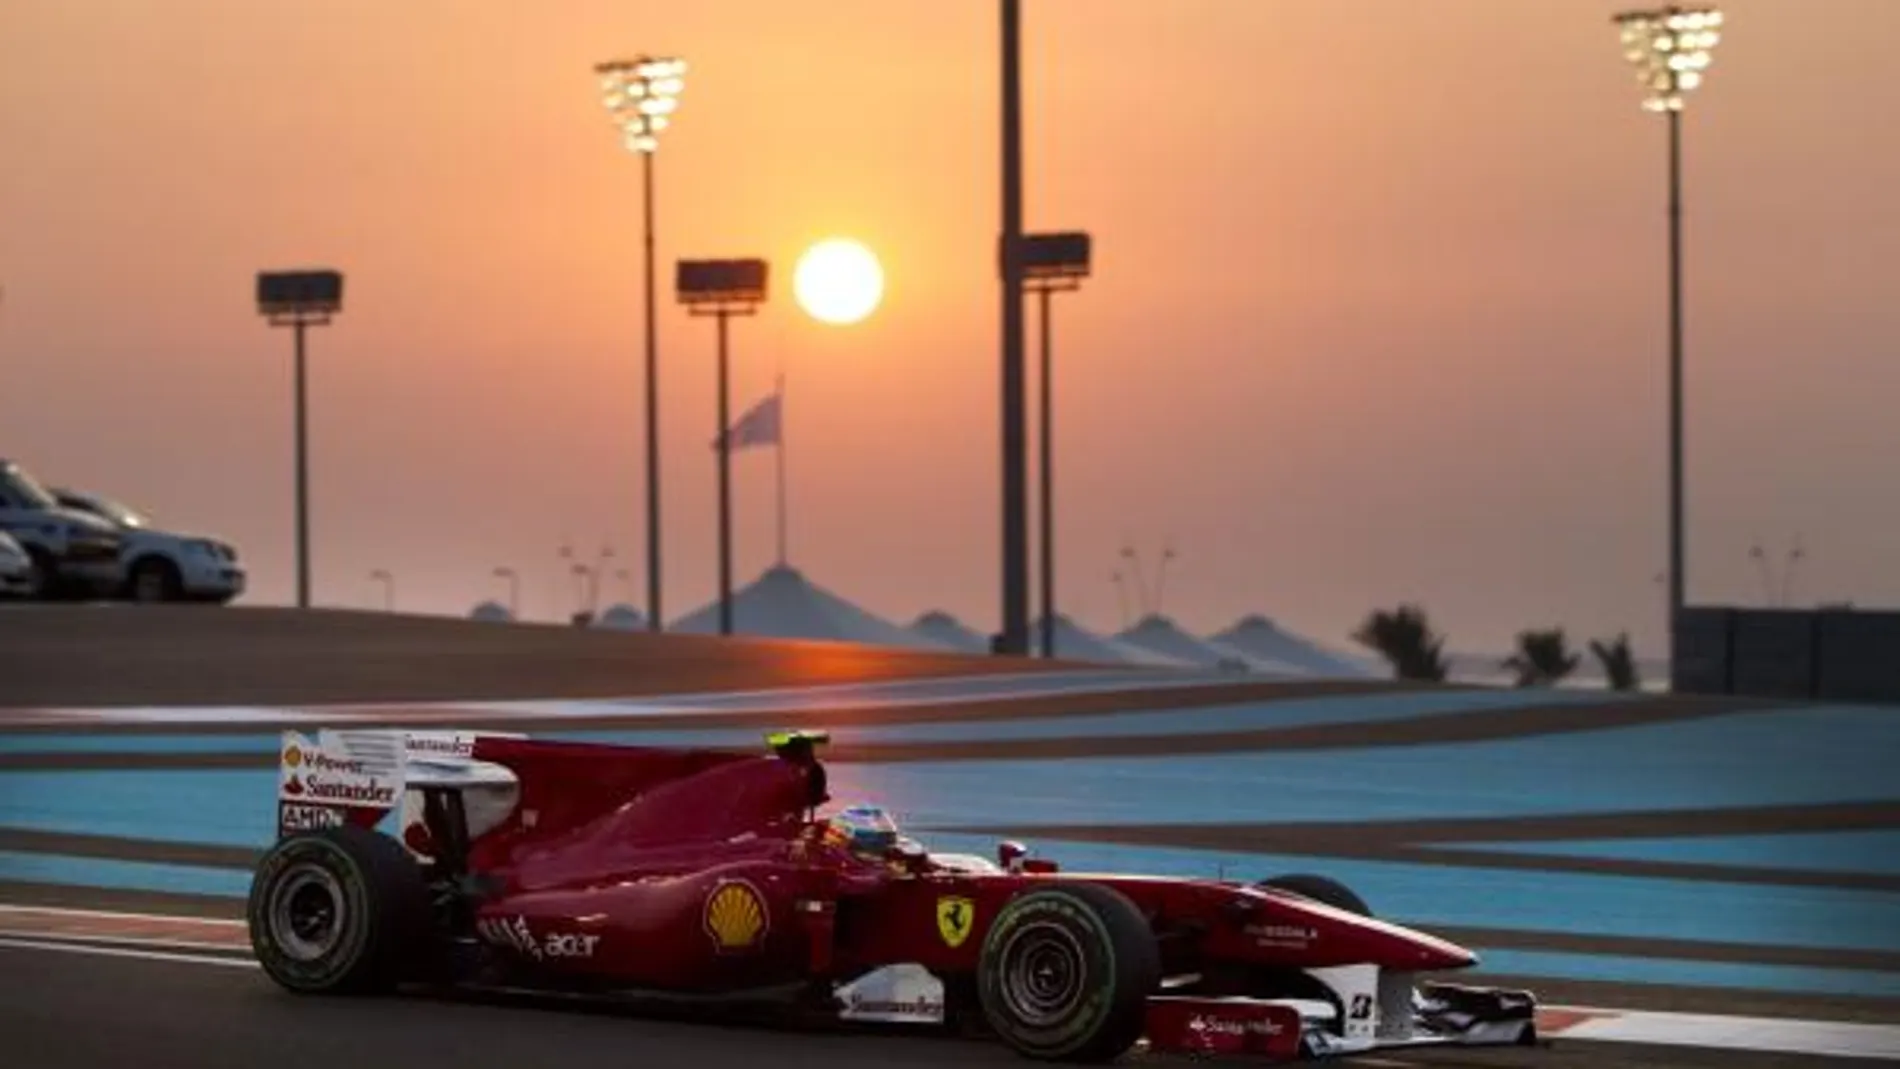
(825, 803), (899, 856)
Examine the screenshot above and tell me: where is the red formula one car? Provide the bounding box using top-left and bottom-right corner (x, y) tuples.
(249, 728), (1540, 1063)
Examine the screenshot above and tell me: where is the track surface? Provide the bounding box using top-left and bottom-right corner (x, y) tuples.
(0, 944), (1878, 1069)
(4, 606), (1894, 1067)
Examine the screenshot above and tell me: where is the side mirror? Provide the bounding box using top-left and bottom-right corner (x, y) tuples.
(997, 839), (1029, 872)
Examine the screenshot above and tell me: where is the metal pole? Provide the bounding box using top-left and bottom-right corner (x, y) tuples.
(1666, 106), (1685, 665)
(999, 0), (1029, 655)
(1037, 286), (1054, 659)
(293, 318), (311, 610)
(643, 148), (664, 632)
(716, 310), (733, 636)
(774, 372), (788, 567)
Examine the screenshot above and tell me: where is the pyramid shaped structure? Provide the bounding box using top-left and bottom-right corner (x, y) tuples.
(1210, 614), (1383, 678)
(670, 564), (952, 650)
(593, 603), (647, 631)
(468, 600), (512, 623)
(1117, 613), (1298, 674)
(909, 610), (989, 653)
(1028, 613), (1189, 666)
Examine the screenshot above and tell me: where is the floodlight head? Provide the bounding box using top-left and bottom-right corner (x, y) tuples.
(256, 269), (343, 319)
(595, 54), (687, 153)
(676, 258), (769, 309)
(1612, 5), (1723, 112)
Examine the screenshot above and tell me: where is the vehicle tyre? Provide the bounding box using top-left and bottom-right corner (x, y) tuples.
(129, 556), (183, 602)
(247, 824), (431, 996)
(976, 883), (1160, 1063)
(1255, 873), (1371, 917)
(22, 547), (59, 600)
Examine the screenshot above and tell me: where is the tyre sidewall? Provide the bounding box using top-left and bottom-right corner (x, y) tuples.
(248, 833), (379, 992)
(976, 889), (1124, 1059)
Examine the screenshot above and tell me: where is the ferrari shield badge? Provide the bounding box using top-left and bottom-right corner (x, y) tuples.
(935, 895), (975, 948)
(704, 878), (769, 952)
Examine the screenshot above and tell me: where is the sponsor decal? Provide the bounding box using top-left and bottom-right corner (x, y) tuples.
(846, 993), (945, 1019)
(282, 745), (303, 768)
(1244, 922), (1317, 947)
(475, 915), (601, 961)
(298, 775), (397, 806)
(277, 801), (344, 833)
(833, 963), (946, 1024)
(1188, 1014), (1286, 1038)
(405, 733), (476, 759)
(935, 895), (975, 948)
(703, 879), (768, 952)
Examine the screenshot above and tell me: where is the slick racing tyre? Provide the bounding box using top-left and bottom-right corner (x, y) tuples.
(247, 824), (430, 996)
(976, 883), (1160, 1063)
(1256, 873), (1371, 917)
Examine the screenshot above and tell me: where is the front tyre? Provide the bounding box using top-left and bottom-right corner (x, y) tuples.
(976, 883), (1160, 1063)
(247, 825), (430, 996)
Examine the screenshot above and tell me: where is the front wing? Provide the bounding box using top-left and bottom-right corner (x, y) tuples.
(1144, 978), (1539, 1061)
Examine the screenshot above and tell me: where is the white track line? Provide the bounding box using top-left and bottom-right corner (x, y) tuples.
(0, 903), (244, 927)
(0, 935), (257, 968)
(0, 930), (249, 953)
(1540, 1006), (1900, 1062)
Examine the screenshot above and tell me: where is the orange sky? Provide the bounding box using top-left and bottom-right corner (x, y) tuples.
(4, 0), (1898, 655)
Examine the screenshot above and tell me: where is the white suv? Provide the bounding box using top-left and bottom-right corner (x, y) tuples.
(52, 488), (246, 604)
(0, 458), (126, 599)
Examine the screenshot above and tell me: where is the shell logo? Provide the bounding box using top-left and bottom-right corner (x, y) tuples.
(283, 746), (303, 768)
(703, 879), (768, 952)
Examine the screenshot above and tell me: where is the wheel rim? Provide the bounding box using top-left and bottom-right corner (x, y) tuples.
(267, 863), (347, 962)
(134, 567), (165, 601)
(997, 920), (1087, 1027)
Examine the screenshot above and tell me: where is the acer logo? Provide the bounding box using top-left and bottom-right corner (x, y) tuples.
(476, 916), (600, 961)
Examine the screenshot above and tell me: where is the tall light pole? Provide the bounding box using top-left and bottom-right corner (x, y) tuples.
(596, 54), (686, 633)
(1021, 232), (1092, 659)
(255, 269), (342, 610)
(998, 0), (1030, 656)
(677, 258), (769, 636)
(1611, 5), (1723, 677)
(368, 568), (393, 612)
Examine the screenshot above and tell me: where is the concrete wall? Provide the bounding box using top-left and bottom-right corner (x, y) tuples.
(1673, 606), (1900, 701)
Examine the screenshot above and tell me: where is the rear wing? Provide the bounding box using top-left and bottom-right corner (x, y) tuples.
(275, 727), (526, 837)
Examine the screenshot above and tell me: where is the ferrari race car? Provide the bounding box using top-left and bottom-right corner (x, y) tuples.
(250, 727), (1540, 1063)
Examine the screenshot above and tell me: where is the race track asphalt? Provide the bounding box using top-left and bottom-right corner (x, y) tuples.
(3, 605), (1893, 1068)
(0, 943), (1874, 1069)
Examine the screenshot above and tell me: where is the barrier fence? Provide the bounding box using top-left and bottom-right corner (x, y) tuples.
(1674, 606), (1900, 701)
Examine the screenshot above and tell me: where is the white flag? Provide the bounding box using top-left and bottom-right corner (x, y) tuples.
(715, 389), (782, 451)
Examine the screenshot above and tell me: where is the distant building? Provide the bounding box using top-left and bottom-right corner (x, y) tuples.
(669, 564), (951, 650)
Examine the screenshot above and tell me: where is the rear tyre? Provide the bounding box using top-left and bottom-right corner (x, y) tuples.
(976, 883), (1160, 1063)
(1255, 873), (1371, 917)
(247, 824), (431, 996)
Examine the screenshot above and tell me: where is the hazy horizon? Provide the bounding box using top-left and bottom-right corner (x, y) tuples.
(5, 0), (1897, 656)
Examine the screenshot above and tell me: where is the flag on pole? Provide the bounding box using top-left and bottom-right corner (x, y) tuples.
(715, 387), (782, 451)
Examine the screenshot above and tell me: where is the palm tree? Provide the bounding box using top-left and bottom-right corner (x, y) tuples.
(1352, 604), (1449, 681)
(1589, 632), (1641, 691)
(1503, 627), (1581, 687)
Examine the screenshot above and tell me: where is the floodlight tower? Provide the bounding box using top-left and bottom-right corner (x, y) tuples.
(255, 268), (343, 610)
(1021, 232), (1092, 660)
(1610, 5), (1723, 672)
(677, 258), (769, 636)
(596, 53), (686, 632)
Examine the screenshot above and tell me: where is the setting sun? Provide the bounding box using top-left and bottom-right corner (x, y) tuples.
(793, 239), (883, 325)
